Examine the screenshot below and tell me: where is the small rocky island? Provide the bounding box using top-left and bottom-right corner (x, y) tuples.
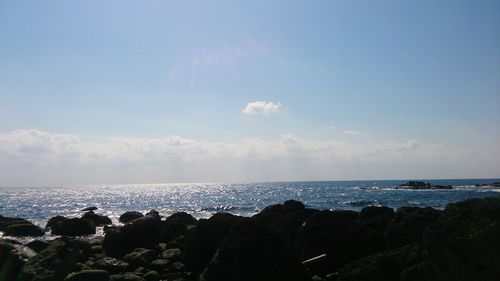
(1, 197), (500, 281)
(398, 181), (453, 190)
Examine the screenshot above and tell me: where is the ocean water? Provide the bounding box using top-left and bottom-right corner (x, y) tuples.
(1, 179), (499, 230)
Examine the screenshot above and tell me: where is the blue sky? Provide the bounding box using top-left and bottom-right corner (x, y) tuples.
(0, 0), (499, 185)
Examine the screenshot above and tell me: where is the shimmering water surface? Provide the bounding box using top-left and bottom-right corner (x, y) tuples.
(1, 179), (499, 229)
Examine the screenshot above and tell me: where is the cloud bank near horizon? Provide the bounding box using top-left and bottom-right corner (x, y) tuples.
(0, 129), (498, 185)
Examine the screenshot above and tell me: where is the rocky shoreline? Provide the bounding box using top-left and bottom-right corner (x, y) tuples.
(1, 197), (500, 281)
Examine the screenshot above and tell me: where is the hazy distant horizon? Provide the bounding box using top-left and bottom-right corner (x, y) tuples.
(1, 1), (499, 186)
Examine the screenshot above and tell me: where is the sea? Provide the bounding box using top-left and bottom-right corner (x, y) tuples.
(1, 178), (500, 232)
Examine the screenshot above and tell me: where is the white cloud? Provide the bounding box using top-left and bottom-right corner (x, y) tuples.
(242, 101), (282, 116)
(1, 129), (498, 184)
(0, 129), (477, 164)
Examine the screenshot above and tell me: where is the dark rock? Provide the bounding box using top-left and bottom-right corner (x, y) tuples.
(26, 240), (50, 253)
(0, 241), (25, 281)
(419, 197), (500, 281)
(295, 210), (364, 275)
(0, 216), (32, 231)
(358, 206), (395, 231)
(357, 206), (395, 254)
(94, 257), (129, 274)
(145, 210), (159, 217)
(184, 212), (245, 276)
(51, 218), (96, 236)
(81, 206), (98, 212)
(384, 206), (442, 249)
(168, 261), (184, 272)
(104, 215), (179, 258)
(46, 215), (68, 228)
(119, 212), (144, 224)
(143, 270), (160, 281)
(334, 244), (422, 281)
(399, 181), (430, 189)
(160, 248), (182, 260)
(19, 239), (86, 281)
(284, 199), (306, 210)
(431, 184), (453, 189)
(149, 259), (170, 272)
(252, 200), (319, 241)
(165, 212), (197, 226)
(81, 211), (112, 226)
(4, 223), (45, 237)
(64, 269), (109, 281)
(123, 248), (157, 268)
(398, 181), (452, 190)
(92, 245), (104, 254)
(200, 218), (306, 281)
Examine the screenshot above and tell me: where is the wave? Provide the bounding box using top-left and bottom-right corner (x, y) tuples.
(340, 200), (381, 207)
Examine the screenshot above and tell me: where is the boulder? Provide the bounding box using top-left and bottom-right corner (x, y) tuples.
(145, 210), (159, 217)
(295, 210), (365, 276)
(51, 218), (96, 236)
(358, 206), (395, 231)
(19, 239), (86, 281)
(46, 216), (68, 228)
(143, 270), (160, 281)
(26, 240), (50, 253)
(165, 212), (197, 226)
(160, 248), (182, 260)
(357, 206), (395, 254)
(200, 218), (306, 281)
(384, 206), (442, 249)
(4, 223), (45, 237)
(334, 244), (422, 281)
(81, 211), (112, 226)
(184, 212), (245, 276)
(252, 200), (319, 241)
(119, 212), (144, 224)
(0, 216), (32, 231)
(418, 197), (500, 281)
(149, 259), (170, 272)
(123, 248), (157, 268)
(64, 270), (109, 281)
(0, 241), (25, 281)
(104, 216), (171, 258)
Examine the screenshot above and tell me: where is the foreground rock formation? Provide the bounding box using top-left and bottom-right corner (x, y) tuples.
(0, 197), (499, 281)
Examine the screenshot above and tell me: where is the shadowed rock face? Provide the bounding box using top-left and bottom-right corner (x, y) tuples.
(184, 212), (245, 276)
(200, 218), (307, 281)
(103, 213), (189, 258)
(384, 206), (442, 249)
(418, 197), (500, 281)
(252, 200), (319, 241)
(19, 239), (88, 281)
(332, 197), (500, 281)
(46, 216), (68, 228)
(51, 218), (96, 236)
(334, 244), (422, 281)
(1, 217), (43, 237)
(4, 223), (45, 237)
(0, 241), (26, 281)
(81, 211), (112, 226)
(295, 210), (364, 275)
(119, 211), (144, 224)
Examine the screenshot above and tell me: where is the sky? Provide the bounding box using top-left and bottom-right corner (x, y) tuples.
(0, 0), (499, 185)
